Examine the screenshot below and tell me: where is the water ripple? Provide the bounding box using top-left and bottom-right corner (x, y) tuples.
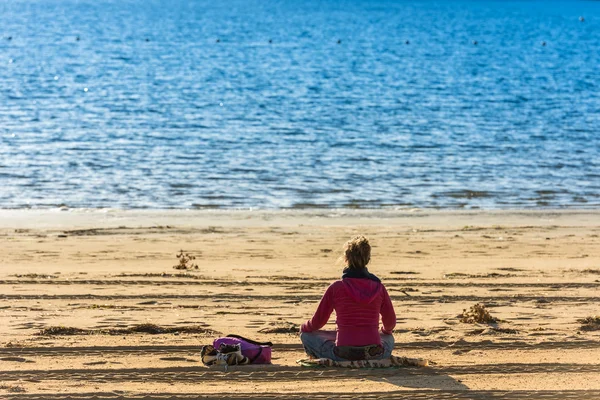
(0, 0), (599, 209)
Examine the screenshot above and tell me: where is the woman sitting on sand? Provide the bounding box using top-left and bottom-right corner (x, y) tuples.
(300, 236), (396, 361)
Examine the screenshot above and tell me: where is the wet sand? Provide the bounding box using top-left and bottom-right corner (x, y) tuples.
(1, 209), (599, 399)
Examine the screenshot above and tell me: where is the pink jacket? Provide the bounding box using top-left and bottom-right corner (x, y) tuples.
(300, 278), (396, 346)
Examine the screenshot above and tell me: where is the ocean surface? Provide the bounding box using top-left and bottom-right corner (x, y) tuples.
(0, 0), (599, 209)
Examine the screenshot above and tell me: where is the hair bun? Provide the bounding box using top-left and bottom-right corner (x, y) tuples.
(344, 236), (371, 270)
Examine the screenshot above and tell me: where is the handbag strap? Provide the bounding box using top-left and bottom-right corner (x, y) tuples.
(248, 346), (263, 363)
(226, 334), (273, 347)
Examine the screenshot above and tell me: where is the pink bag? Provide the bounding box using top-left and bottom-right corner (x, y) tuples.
(213, 335), (272, 364)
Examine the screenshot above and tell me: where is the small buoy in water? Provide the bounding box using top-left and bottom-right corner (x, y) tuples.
(216, 38), (220, 43)
(579, 16), (585, 22)
(541, 41), (546, 46)
(76, 36), (80, 41)
(268, 39), (272, 43)
(472, 40), (478, 45)
(145, 38), (149, 42)
(405, 40), (410, 45)
(7, 36), (12, 41)
(337, 39), (341, 44)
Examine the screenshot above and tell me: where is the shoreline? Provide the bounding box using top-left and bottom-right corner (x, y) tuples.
(1, 208), (599, 230)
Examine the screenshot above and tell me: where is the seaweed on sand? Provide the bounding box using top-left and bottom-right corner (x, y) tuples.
(581, 269), (600, 275)
(444, 272), (516, 279)
(0, 384), (26, 393)
(459, 303), (500, 324)
(11, 273), (58, 279)
(577, 316), (600, 331)
(258, 323), (299, 334)
(116, 272), (206, 279)
(173, 250), (199, 270)
(37, 324), (219, 336)
(37, 326), (88, 335)
(467, 327), (518, 335)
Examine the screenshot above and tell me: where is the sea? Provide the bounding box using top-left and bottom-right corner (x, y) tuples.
(0, 0), (599, 210)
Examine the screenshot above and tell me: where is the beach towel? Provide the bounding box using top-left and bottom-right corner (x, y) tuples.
(296, 355), (429, 368)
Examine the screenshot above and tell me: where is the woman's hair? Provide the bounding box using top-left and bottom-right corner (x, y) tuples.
(343, 235), (371, 270)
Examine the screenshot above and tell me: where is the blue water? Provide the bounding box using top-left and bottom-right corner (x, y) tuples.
(0, 0), (599, 209)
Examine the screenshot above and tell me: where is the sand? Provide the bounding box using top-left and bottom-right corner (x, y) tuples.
(1, 209), (599, 399)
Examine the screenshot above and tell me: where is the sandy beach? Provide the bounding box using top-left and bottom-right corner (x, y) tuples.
(1, 209), (599, 399)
